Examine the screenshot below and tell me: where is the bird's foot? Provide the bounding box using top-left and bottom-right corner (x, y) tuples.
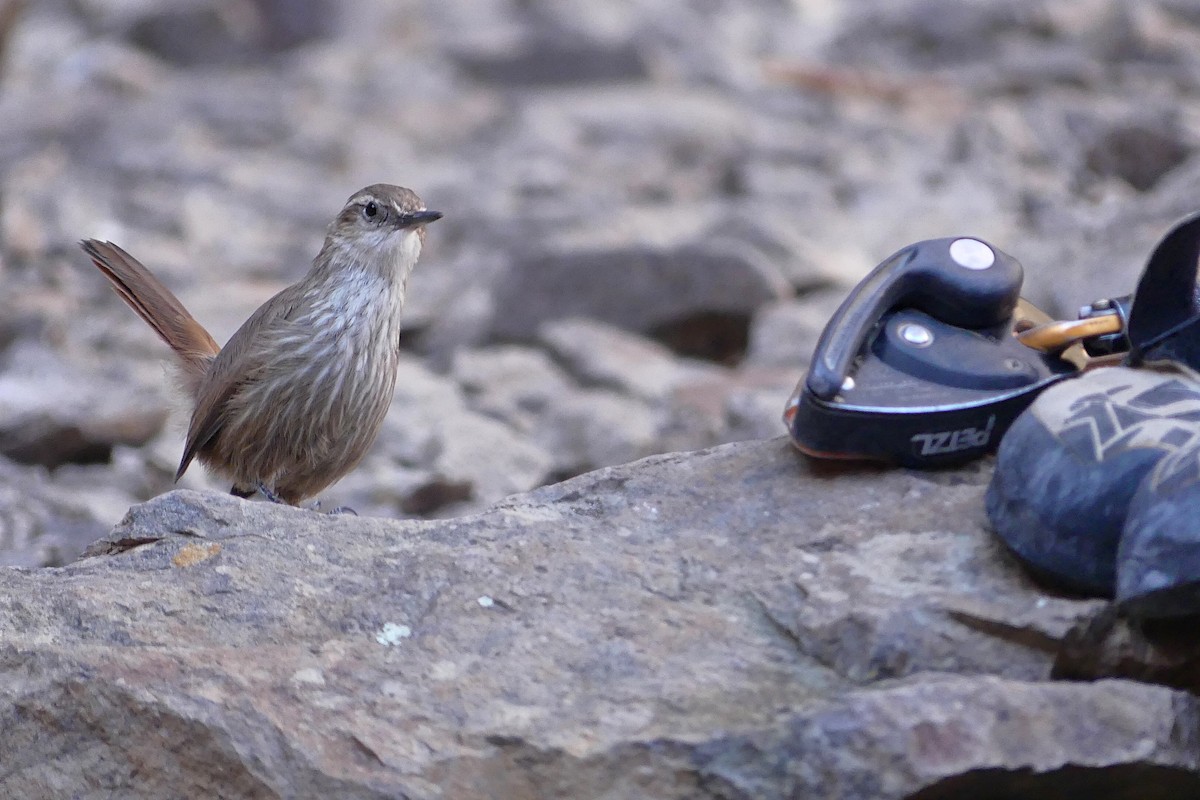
(256, 483), (286, 504)
(307, 498), (358, 516)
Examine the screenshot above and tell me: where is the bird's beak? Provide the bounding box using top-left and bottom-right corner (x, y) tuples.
(398, 210), (443, 228)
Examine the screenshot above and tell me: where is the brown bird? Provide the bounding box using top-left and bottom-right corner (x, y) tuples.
(83, 184), (442, 508)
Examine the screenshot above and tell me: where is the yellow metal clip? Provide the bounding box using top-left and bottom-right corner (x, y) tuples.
(1016, 314), (1124, 352)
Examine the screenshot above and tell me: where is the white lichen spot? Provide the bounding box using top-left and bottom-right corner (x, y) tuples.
(477, 595), (495, 608)
(292, 667), (326, 686)
(375, 622), (412, 646)
(429, 660), (459, 681)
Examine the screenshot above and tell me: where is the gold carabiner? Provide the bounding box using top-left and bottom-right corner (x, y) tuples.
(1016, 314), (1124, 352)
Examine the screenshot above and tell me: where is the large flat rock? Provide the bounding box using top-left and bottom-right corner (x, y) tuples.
(1, 438), (1196, 798)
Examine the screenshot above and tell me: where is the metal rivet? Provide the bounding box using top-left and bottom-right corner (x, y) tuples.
(949, 238), (995, 270)
(898, 323), (933, 347)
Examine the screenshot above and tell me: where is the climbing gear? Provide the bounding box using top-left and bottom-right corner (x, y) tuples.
(784, 236), (1128, 467)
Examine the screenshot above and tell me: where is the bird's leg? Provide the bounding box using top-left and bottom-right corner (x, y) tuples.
(255, 483), (286, 504)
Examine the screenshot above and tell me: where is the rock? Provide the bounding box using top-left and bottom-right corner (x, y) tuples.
(511, 86), (751, 207)
(722, 383), (790, 443)
(365, 356), (554, 512)
(6, 438), (1196, 798)
(487, 205), (793, 341)
(538, 317), (721, 402)
(0, 454), (123, 567)
(533, 387), (663, 478)
(452, 344), (577, 429)
(11, 0), (1200, 566)
(712, 203), (847, 289)
(451, 31), (649, 87)
(831, 0), (1036, 69)
(656, 366), (796, 451)
(399, 244), (508, 361)
(744, 291), (848, 369)
(110, 0), (337, 67)
(0, 342), (168, 468)
(1080, 117), (1192, 192)
(452, 343), (664, 476)
(701, 676), (1198, 800)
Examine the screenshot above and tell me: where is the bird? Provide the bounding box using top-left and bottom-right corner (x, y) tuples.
(82, 183), (442, 509)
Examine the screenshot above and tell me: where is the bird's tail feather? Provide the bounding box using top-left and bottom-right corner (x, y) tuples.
(81, 239), (219, 395)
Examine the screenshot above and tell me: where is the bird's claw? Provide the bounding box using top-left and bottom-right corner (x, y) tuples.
(256, 483), (285, 504)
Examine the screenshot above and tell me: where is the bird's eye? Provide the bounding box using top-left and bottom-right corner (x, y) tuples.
(363, 201), (378, 219)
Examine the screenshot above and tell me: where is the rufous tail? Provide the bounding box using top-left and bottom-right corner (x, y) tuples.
(82, 240), (220, 396)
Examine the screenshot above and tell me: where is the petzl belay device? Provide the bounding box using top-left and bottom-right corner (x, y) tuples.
(784, 237), (1094, 467)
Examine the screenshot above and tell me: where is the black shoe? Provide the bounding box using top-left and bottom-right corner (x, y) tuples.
(986, 363), (1200, 596)
(1116, 436), (1200, 618)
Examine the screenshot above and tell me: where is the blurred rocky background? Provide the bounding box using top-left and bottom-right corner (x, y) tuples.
(0, 0), (1198, 563)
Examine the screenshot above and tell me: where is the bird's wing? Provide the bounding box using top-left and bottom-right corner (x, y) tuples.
(176, 357), (246, 481)
(176, 289), (303, 481)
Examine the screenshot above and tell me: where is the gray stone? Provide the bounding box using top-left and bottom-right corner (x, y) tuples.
(451, 344), (577, 432)
(653, 366), (796, 450)
(534, 386), (663, 477)
(744, 292), (849, 370)
(452, 343), (664, 476)
(539, 317), (721, 402)
(450, 31), (649, 87)
(5, 439), (1194, 798)
(488, 205), (793, 341)
(508, 86), (751, 207)
(370, 356), (554, 511)
(831, 0), (1033, 69)
(91, 0), (339, 67)
(722, 383), (791, 443)
(0, 342), (167, 468)
(0, 455), (124, 568)
(1076, 114), (1192, 192)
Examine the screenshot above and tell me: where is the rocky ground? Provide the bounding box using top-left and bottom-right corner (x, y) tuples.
(5, 440), (1200, 799)
(0, 0), (1198, 558)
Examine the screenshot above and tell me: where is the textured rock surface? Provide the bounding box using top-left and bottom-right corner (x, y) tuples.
(0, 342), (167, 468)
(3, 438), (1198, 798)
(0, 453), (128, 568)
